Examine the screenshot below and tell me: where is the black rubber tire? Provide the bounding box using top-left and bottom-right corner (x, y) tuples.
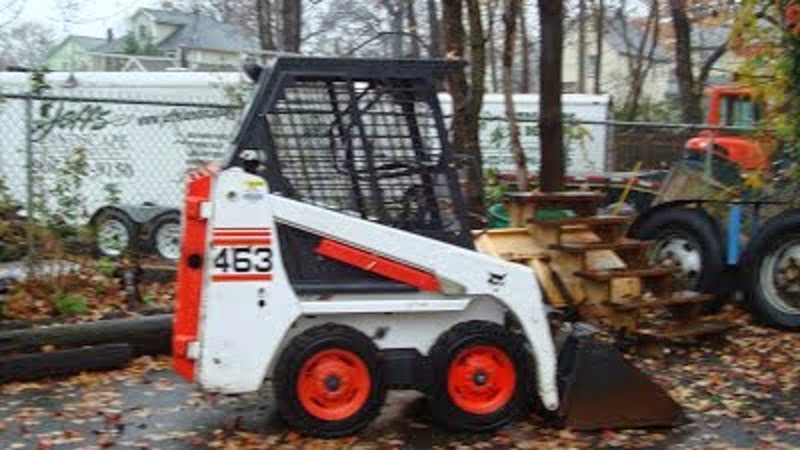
(631, 207), (726, 300)
(92, 209), (136, 258)
(741, 209), (800, 329)
(273, 324), (386, 438)
(147, 212), (181, 261)
(427, 320), (533, 432)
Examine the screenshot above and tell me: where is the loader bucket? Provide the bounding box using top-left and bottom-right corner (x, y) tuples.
(557, 333), (685, 430)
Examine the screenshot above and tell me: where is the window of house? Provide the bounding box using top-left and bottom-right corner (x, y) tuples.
(586, 54), (598, 78)
(138, 24), (150, 41)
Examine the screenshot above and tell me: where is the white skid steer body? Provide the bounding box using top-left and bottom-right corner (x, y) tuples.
(170, 57), (684, 438)
(174, 168), (558, 427)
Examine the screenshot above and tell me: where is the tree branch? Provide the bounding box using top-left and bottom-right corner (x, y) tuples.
(697, 41), (727, 87)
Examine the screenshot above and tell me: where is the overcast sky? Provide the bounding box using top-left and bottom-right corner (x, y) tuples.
(0, 0), (159, 38)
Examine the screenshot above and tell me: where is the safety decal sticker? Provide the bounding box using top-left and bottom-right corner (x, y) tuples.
(210, 227), (273, 282)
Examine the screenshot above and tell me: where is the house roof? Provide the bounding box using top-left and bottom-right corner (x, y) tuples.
(46, 35), (107, 59)
(690, 26), (729, 50)
(92, 38), (128, 54)
(123, 57), (177, 72)
(94, 8), (259, 55)
(70, 36), (107, 50)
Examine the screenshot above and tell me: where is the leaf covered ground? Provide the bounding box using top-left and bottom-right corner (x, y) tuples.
(0, 322), (798, 450)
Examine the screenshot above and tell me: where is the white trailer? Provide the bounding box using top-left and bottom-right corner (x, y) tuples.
(439, 93), (613, 174)
(0, 72), (612, 260)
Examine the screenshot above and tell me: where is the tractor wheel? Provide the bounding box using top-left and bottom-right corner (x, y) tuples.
(148, 212), (181, 261)
(427, 320), (532, 432)
(94, 209), (136, 258)
(741, 209), (800, 329)
(273, 324), (386, 438)
(631, 207), (726, 306)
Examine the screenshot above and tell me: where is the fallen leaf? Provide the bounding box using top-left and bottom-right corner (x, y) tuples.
(97, 434), (115, 448)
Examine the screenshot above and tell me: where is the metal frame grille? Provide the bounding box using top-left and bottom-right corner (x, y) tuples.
(231, 58), (471, 248)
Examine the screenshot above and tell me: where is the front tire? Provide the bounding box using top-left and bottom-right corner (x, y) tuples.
(93, 209), (135, 258)
(427, 321), (532, 432)
(273, 324), (386, 438)
(631, 207), (726, 302)
(742, 210), (800, 329)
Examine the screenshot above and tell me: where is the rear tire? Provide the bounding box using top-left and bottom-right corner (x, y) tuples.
(741, 210), (800, 329)
(273, 324), (386, 438)
(148, 212), (181, 261)
(427, 321), (532, 432)
(93, 209), (135, 258)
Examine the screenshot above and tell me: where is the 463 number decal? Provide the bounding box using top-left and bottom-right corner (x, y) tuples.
(212, 246), (272, 273)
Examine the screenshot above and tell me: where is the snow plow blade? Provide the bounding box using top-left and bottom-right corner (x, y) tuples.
(557, 333), (685, 430)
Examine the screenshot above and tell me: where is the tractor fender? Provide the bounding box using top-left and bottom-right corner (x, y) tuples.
(628, 200), (722, 238)
(90, 204), (177, 227)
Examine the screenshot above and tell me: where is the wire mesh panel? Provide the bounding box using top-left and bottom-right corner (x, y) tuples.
(0, 92), (242, 264)
(263, 73), (469, 246)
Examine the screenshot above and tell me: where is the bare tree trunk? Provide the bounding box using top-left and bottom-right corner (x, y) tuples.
(381, 0), (405, 58)
(487, 0), (499, 92)
(538, 0), (565, 192)
(256, 0), (276, 52)
(280, 0), (302, 52)
(443, 0), (486, 222)
(593, 0), (604, 94)
(502, 0), (527, 191)
(465, 0), (487, 220)
(669, 0), (703, 123)
(426, 0), (442, 57)
(519, 1), (532, 93)
(406, 0), (421, 57)
(577, 0), (587, 92)
(616, 0), (659, 120)
(698, 42), (727, 88)
(221, 0), (231, 23)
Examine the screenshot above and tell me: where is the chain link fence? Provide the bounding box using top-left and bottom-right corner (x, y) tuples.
(0, 92), (242, 269)
(479, 116), (762, 174)
(0, 89), (764, 269)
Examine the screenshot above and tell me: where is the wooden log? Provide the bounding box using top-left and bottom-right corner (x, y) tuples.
(0, 315), (172, 356)
(0, 343), (133, 383)
(140, 264), (176, 283)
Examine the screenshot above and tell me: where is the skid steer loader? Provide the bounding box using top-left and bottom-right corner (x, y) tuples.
(172, 57), (683, 437)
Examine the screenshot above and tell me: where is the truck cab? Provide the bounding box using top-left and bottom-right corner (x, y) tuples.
(685, 85), (770, 173)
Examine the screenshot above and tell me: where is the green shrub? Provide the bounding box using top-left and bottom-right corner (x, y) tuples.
(52, 292), (89, 316)
(94, 258), (118, 278)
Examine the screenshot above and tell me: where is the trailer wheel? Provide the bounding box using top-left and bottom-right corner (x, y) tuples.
(149, 213), (181, 261)
(631, 207), (725, 301)
(273, 324), (386, 438)
(94, 209), (135, 258)
(427, 321), (532, 432)
(742, 210), (800, 329)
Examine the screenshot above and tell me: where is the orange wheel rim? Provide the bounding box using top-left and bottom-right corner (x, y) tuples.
(447, 345), (516, 415)
(297, 348), (372, 421)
